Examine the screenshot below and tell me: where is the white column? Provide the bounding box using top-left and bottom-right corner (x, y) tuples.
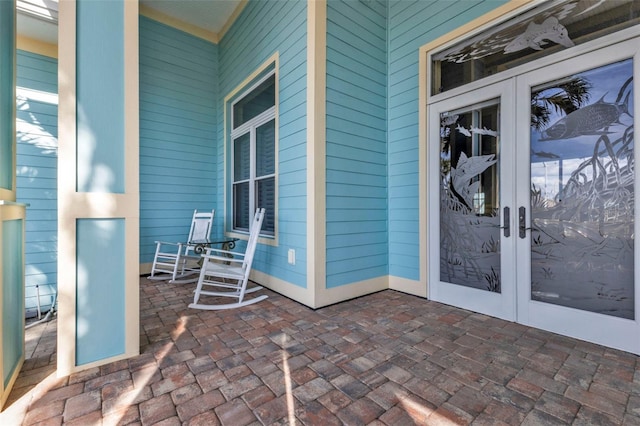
(58, 0), (139, 376)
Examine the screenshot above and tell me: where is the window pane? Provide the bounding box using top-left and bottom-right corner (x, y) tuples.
(431, 0), (640, 94)
(233, 74), (275, 129)
(233, 182), (250, 231)
(256, 119), (275, 177)
(439, 102), (501, 292)
(257, 177), (275, 234)
(530, 59), (635, 319)
(233, 133), (250, 182)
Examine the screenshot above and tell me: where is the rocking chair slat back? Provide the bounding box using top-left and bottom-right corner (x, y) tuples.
(189, 208), (267, 310)
(148, 209), (215, 283)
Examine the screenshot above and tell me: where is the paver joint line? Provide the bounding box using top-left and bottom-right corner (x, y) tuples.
(3, 280), (640, 426)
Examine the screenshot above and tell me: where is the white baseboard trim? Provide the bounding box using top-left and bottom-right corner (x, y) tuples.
(250, 269), (313, 306)
(315, 276), (388, 308)
(389, 275), (427, 298)
(140, 262), (152, 275)
(140, 263), (428, 307)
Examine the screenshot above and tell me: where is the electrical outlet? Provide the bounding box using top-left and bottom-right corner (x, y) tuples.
(287, 249), (296, 265)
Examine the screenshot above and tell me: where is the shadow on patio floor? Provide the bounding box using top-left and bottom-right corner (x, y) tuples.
(3, 276), (640, 425)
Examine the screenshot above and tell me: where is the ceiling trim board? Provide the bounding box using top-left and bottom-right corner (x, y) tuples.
(17, 34), (57, 58)
(139, 4), (219, 44)
(218, 0), (248, 41)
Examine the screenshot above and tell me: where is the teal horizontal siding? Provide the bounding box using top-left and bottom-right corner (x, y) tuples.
(14, 58), (56, 92)
(327, 87), (387, 118)
(326, 0), (388, 289)
(139, 72), (213, 100)
(327, 130), (386, 152)
(327, 147), (385, 166)
(326, 75), (385, 106)
(327, 170), (386, 188)
(326, 102), (386, 134)
(279, 145), (306, 168)
(15, 187), (56, 200)
(219, 0), (307, 288)
(25, 240), (56, 251)
(279, 116), (307, 140)
(139, 16), (218, 264)
(24, 252), (55, 264)
(387, 0), (507, 280)
(326, 47), (385, 87)
(16, 50), (58, 318)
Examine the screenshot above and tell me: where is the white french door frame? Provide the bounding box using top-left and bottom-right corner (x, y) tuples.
(515, 37), (640, 354)
(428, 79), (517, 321)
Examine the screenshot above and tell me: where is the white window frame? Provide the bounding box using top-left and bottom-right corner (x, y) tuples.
(230, 69), (277, 238)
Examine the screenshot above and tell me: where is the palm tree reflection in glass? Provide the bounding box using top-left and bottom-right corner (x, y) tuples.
(530, 59), (634, 319)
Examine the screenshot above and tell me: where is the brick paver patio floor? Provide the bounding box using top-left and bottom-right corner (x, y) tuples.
(3, 277), (640, 425)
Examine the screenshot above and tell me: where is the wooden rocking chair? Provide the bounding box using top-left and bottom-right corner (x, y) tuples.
(148, 209), (215, 283)
(189, 208), (267, 310)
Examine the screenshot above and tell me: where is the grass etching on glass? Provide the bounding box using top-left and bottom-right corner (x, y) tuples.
(439, 106), (501, 293)
(530, 59), (634, 319)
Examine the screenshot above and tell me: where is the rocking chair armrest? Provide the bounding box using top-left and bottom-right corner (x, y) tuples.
(201, 253), (244, 264)
(153, 241), (185, 247)
(204, 247), (246, 259)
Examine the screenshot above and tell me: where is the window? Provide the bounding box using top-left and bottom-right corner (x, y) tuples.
(231, 72), (276, 236)
(431, 0), (640, 95)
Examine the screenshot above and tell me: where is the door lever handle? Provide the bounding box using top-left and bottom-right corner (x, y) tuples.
(519, 206), (530, 239)
(501, 206), (510, 238)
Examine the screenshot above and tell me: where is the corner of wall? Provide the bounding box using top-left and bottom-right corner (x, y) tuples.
(17, 35), (57, 58)
(389, 275), (427, 298)
(306, 0), (327, 309)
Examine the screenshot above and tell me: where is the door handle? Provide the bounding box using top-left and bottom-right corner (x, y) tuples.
(519, 206), (530, 238)
(501, 206), (510, 238)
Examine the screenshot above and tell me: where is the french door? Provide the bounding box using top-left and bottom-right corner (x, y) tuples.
(515, 41), (639, 353)
(429, 80), (516, 321)
(429, 39), (640, 353)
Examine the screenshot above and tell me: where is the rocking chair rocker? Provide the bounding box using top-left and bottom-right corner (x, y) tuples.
(189, 208), (267, 310)
(148, 209), (215, 283)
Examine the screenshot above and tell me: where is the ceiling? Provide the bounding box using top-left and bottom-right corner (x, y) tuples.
(16, 0), (242, 45)
(16, 0), (58, 44)
(139, 0), (242, 37)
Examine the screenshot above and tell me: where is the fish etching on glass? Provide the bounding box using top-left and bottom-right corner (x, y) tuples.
(450, 152), (497, 211)
(470, 126), (499, 137)
(532, 150), (560, 159)
(440, 2), (583, 63)
(540, 92), (631, 141)
(456, 125), (471, 137)
(504, 16), (574, 53)
(455, 125), (499, 138)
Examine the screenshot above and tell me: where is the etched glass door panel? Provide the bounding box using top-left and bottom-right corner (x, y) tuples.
(429, 80), (516, 322)
(515, 39), (640, 353)
(530, 59), (634, 319)
(440, 103), (501, 292)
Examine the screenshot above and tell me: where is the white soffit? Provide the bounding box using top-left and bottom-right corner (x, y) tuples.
(139, 0), (241, 35)
(17, 0), (58, 44)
